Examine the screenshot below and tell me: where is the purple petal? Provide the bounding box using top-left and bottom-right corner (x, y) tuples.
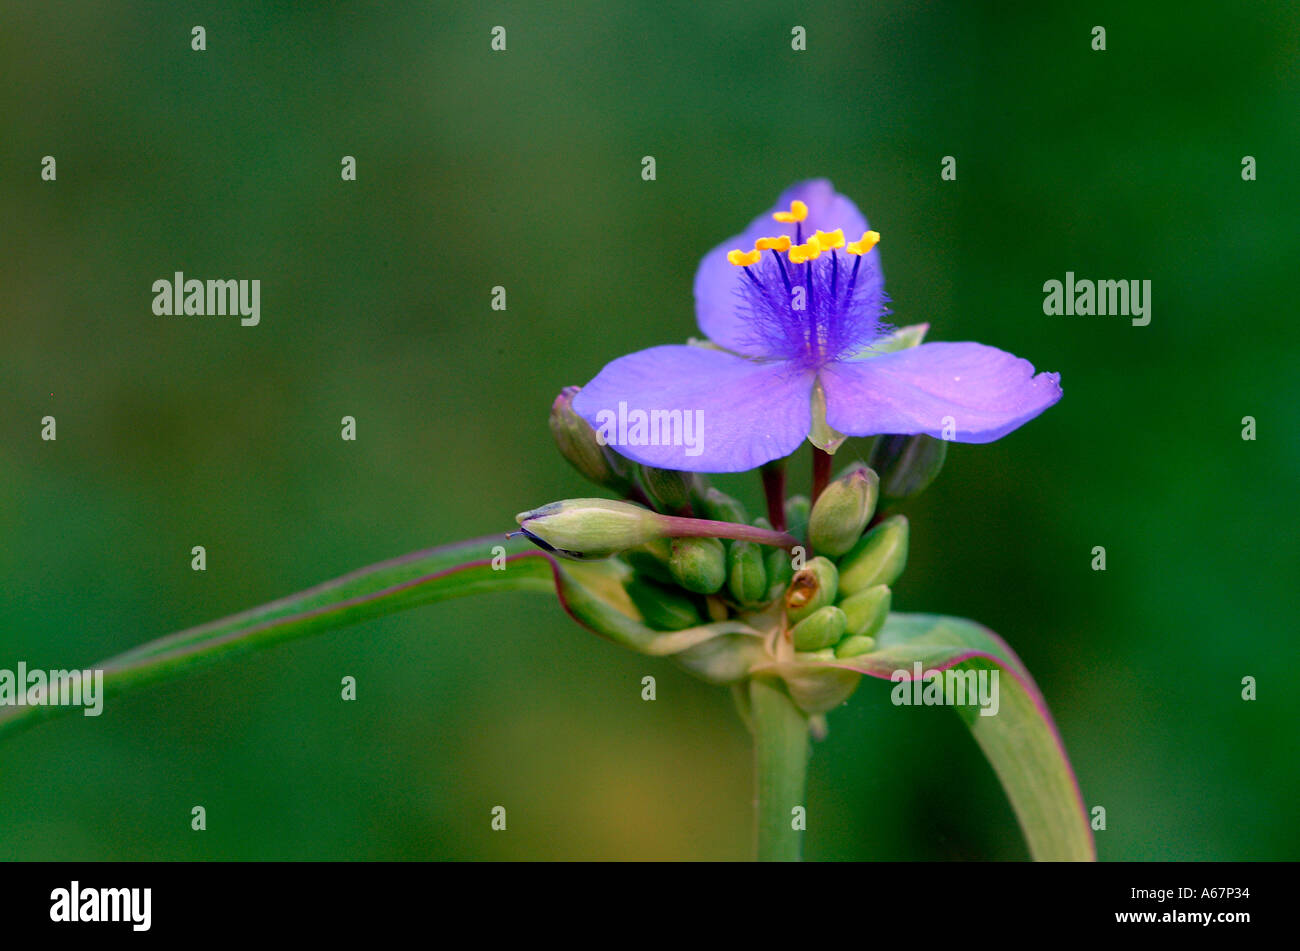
(571, 346), (814, 473)
(694, 179), (878, 356)
(820, 342), (1062, 443)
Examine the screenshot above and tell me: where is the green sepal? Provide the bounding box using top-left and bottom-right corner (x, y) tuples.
(850, 322), (929, 359)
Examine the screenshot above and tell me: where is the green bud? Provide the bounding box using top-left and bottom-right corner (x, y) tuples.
(835, 634), (877, 658)
(625, 577), (703, 630)
(516, 498), (663, 559)
(799, 647), (838, 660)
(791, 605), (848, 651)
(623, 538), (674, 584)
(838, 515), (909, 596)
(640, 465), (699, 513)
(765, 545), (794, 602)
(784, 495), (811, 542)
(669, 536), (727, 594)
(549, 387), (629, 489)
(697, 487), (748, 524)
(868, 434), (948, 500)
(808, 463), (879, 557)
(726, 540), (768, 605)
(784, 555), (838, 624)
(839, 584), (891, 637)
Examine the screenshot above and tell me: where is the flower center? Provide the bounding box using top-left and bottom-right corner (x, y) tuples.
(727, 200), (887, 371)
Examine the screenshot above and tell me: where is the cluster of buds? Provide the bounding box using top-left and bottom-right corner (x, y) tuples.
(521, 390), (934, 656)
(782, 513), (908, 660)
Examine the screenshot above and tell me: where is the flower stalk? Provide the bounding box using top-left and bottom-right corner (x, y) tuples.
(811, 448), (832, 505)
(750, 677), (810, 862)
(660, 515), (796, 549)
(760, 460), (788, 531)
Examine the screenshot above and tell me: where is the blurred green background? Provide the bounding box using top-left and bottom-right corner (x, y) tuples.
(2, 0), (1297, 860)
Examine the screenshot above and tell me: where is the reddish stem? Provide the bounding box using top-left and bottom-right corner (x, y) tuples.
(761, 461), (787, 531)
(660, 516), (797, 550)
(811, 448), (832, 505)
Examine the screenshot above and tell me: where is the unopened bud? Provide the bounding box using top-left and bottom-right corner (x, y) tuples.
(839, 584), (891, 638)
(791, 605), (848, 651)
(838, 515), (908, 596)
(640, 465), (699, 513)
(623, 539), (674, 584)
(625, 577), (703, 630)
(765, 545), (795, 602)
(834, 634), (877, 658)
(808, 463), (878, 557)
(697, 487), (748, 524)
(669, 536), (726, 594)
(515, 498), (663, 560)
(549, 387), (629, 489)
(784, 555), (838, 624)
(784, 495), (811, 542)
(727, 540), (768, 605)
(868, 434), (947, 500)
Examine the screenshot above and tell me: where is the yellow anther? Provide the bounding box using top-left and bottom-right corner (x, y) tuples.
(812, 228), (845, 250)
(728, 248), (762, 266)
(846, 230), (881, 255)
(788, 241), (822, 264)
(773, 200), (809, 223)
(755, 235), (792, 252)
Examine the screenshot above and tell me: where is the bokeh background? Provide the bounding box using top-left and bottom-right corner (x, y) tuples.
(2, 0), (1297, 860)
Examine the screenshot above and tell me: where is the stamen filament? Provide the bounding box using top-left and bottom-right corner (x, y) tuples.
(844, 253), (862, 305)
(769, 250), (792, 292)
(805, 261), (815, 352)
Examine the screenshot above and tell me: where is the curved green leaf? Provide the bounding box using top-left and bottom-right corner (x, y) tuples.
(0, 535), (556, 741)
(762, 612), (1095, 861)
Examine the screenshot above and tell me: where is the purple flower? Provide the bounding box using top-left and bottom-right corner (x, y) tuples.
(573, 180), (1062, 473)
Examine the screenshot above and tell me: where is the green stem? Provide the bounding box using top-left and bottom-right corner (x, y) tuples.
(749, 677), (809, 861)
